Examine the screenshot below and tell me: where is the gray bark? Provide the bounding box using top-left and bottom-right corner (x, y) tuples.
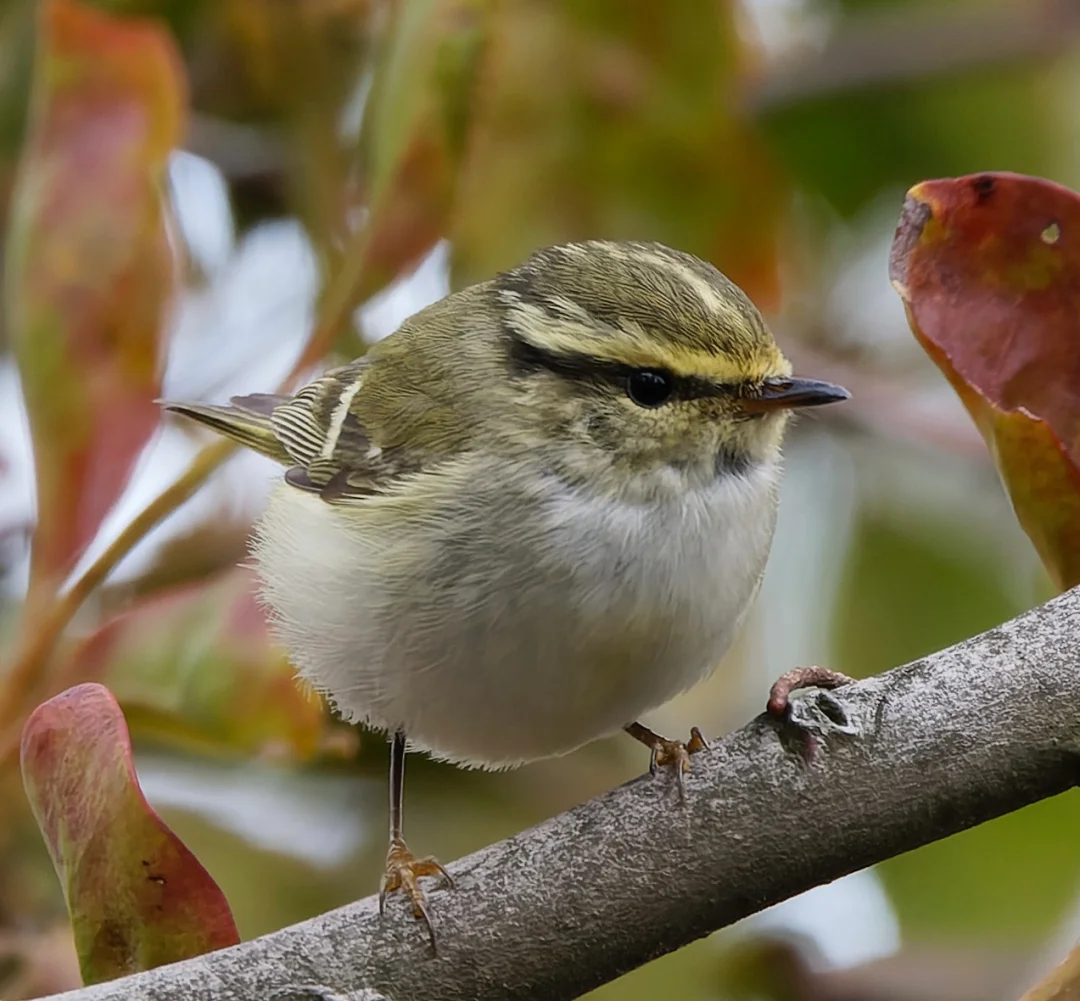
(35, 589), (1080, 1001)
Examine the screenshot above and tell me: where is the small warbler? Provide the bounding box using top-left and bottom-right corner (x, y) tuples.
(166, 240), (849, 943)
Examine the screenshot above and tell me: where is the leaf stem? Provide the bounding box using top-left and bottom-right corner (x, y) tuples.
(0, 439), (236, 756)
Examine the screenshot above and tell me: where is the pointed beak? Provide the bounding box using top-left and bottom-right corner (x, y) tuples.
(740, 376), (850, 414)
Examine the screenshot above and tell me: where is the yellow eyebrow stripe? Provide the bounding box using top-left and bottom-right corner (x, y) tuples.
(506, 299), (791, 384)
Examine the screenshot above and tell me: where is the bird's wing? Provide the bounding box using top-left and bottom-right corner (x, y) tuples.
(164, 358), (418, 504)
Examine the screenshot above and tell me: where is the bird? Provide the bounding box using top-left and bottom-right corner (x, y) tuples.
(164, 239), (849, 946)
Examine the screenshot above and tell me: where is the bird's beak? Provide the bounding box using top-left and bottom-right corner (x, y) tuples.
(740, 377), (850, 414)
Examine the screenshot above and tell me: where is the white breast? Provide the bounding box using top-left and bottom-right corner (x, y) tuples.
(252, 455), (781, 769)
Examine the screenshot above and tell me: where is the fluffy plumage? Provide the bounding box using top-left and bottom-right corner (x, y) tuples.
(165, 239), (847, 767)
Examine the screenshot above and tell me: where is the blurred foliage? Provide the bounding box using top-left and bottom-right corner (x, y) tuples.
(833, 513), (1021, 677)
(6, 0), (181, 599)
(80, 568), (327, 759)
(880, 792), (1080, 945)
(0, 0), (1078, 998)
(762, 67), (1058, 218)
(444, 0), (785, 305)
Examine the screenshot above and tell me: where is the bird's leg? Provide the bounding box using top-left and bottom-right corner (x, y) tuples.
(624, 721), (709, 803)
(766, 666), (855, 718)
(378, 731), (453, 950)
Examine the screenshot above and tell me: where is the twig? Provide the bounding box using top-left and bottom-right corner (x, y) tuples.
(32, 587), (1080, 1001)
(746, 0), (1080, 115)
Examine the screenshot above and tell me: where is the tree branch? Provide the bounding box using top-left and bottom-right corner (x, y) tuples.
(35, 589), (1080, 1001)
(745, 0), (1080, 115)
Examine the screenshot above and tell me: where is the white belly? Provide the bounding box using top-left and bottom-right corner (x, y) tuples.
(251, 456), (780, 768)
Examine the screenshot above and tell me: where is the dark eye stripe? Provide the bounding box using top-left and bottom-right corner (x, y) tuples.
(507, 333), (629, 385)
(506, 333), (732, 402)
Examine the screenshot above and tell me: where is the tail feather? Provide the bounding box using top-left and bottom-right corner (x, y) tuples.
(162, 400), (293, 465)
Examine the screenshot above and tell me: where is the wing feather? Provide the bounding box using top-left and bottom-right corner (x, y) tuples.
(166, 357), (420, 504)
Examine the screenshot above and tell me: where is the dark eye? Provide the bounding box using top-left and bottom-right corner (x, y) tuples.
(626, 369), (675, 408)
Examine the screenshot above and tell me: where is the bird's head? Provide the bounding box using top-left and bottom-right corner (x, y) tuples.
(491, 240), (849, 493)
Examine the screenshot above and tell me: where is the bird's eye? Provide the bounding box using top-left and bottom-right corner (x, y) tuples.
(626, 369), (675, 408)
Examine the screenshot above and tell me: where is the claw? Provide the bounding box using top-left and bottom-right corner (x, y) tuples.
(627, 722), (710, 804)
(379, 837), (454, 951)
(767, 666), (855, 718)
(652, 726), (709, 802)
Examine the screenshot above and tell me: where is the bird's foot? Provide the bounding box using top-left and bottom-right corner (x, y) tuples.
(766, 665), (855, 718)
(378, 837), (454, 950)
(625, 722), (709, 803)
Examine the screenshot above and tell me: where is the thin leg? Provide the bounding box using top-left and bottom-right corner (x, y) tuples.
(378, 731), (453, 951)
(624, 722), (709, 803)
(388, 729), (406, 842)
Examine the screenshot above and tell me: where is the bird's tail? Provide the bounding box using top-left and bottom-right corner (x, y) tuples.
(162, 394), (293, 465)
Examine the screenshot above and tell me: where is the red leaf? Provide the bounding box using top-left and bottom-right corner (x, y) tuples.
(890, 172), (1080, 589)
(6, 0), (186, 594)
(20, 683), (239, 985)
